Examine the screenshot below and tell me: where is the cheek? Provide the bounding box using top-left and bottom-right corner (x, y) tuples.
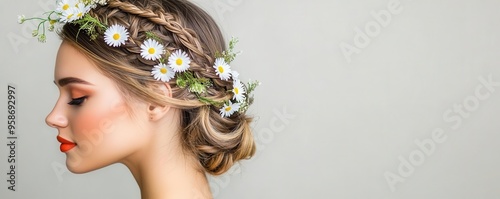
(65, 97), (145, 172)
(71, 98), (128, 144)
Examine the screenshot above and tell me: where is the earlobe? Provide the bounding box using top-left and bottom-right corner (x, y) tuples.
(148, 83), (173, 121)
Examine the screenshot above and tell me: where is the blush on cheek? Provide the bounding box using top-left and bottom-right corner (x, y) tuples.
(72, 100), (128, 150)
(73, 112), (106, 155)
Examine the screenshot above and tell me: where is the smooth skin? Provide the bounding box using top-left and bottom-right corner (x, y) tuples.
(46, 41), (212, 199)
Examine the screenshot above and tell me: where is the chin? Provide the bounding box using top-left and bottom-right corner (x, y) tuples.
(67, 167), (89, 174)
(66, 162), (108, 174)
(65, 154), (105, 174)
(66, 161), (95, 174)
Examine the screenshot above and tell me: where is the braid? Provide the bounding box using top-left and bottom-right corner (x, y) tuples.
(98, 0), (231, 88)
(106, 0), (214, 65)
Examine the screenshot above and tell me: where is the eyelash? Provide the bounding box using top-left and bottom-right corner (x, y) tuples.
(68, 96), (87, 106)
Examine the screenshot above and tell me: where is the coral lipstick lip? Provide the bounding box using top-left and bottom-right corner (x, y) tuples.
(57, 136), (76, 153)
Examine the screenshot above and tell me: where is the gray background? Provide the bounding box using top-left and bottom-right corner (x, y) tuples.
(2, 0), (500, 198)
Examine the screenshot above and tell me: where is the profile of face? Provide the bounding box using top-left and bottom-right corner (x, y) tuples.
(46, 41), (152, 173)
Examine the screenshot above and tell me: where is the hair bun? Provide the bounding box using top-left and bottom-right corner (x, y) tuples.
(185, 106), (255, 175)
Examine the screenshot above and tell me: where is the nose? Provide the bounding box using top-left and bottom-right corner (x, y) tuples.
(45, 101), (68, 128)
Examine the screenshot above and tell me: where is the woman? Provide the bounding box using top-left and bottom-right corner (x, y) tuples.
(34, 0), (257, 198)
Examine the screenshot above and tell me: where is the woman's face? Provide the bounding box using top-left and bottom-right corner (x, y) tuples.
(46, 41), (150, 173)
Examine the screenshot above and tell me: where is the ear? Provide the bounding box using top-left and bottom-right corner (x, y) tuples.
(147, 83), (173, 121)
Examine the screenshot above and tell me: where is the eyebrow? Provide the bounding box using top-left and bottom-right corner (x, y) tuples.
(54, 77), (93, 87)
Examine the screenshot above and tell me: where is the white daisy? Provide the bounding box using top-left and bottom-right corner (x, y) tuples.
(167, 49), (191, 72)
(74, 2), (91, 20)
(56, 0), (78, 12)
(151, 63), (175, 82)
(232, 80), (246, 102)
(104, 24), (129, 47)
(213, 58), (231, 81)
(140, 38), (164, 61)
(231, 70), (240, 81)
(59, 7), (78, 23)
(220, 101), (241, 117)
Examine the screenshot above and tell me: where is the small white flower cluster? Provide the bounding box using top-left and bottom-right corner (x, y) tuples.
(57, 0), (92, 23)
(17, 0), (107, 42)
(103, 24), (248, 117)
(213, 58), (247, 117)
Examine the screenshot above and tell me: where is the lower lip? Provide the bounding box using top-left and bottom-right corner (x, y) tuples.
(60, 143), (76, 153)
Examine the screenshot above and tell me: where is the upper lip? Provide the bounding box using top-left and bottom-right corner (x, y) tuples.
(57, 135), (75, 144)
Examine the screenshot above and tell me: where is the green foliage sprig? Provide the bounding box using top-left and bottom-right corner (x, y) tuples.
(238, 79), (260, 113)
(176, 71), (212, 94)
(215, 37), (241, 64)
(145, 31), (163, 43)
(73, 14), (107, 40)
(18, 11), (58, 43)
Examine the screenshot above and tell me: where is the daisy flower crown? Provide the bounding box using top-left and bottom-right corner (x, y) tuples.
(18, 0), (259, 118)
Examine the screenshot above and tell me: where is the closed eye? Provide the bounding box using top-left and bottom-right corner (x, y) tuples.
(68, 96), (87, 106)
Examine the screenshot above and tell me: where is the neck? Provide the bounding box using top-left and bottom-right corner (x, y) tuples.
(121, 118), (212, 199)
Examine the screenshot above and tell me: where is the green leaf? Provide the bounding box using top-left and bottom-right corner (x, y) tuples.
(215, 37), (241, 64)
(73, 14), (107, 41)
(145, 31), (162, 43)
(176, 76), (187, 88)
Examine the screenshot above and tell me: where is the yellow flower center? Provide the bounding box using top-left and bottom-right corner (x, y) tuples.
(160, 68), (167, 74)
(225, 106), (232, 111)
(77, 12), (83, 18)
(63, 4), (69, 10)
(113, 33), (120, 40)
(176, 58), (183, 66)
(234, 87), (239, 94)
(67, 14), (74, 20)
(148, 48), (155, 54)
(218, 66), (224, 73)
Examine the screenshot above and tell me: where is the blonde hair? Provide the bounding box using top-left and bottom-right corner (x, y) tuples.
(59, 0), (255, 175)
